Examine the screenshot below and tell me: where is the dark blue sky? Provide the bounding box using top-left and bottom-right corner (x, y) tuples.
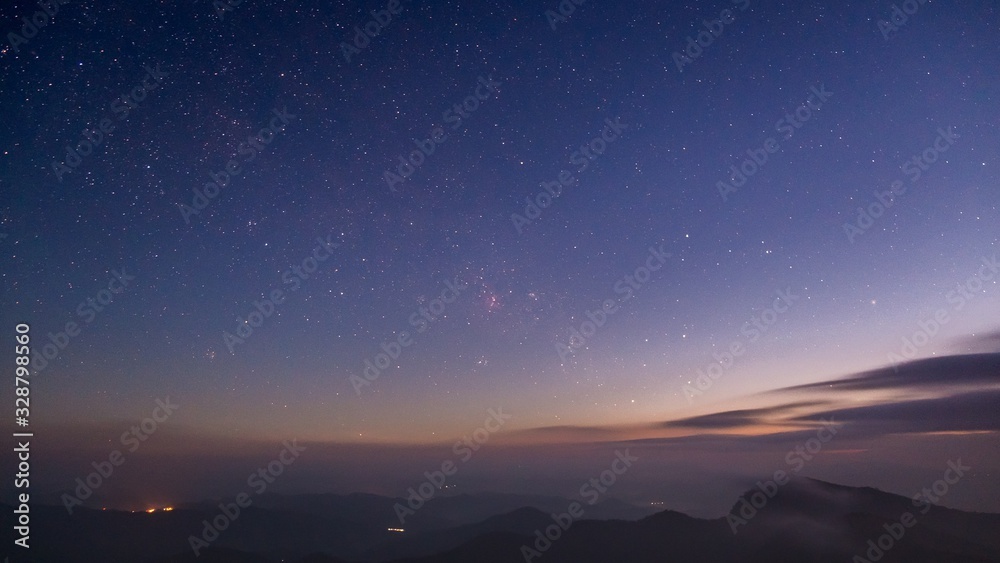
(1, 0), (998, 511)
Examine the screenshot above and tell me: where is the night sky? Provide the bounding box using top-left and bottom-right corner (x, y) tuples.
(1, 0), (998, 514)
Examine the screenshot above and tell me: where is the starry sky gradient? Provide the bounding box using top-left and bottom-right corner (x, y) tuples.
(1, 0), (998, 512)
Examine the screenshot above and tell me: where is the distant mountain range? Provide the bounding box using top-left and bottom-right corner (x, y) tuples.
(4, 478), (999, 562)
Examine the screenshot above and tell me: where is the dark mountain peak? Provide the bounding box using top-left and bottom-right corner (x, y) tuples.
(727, 476), (884, 524)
